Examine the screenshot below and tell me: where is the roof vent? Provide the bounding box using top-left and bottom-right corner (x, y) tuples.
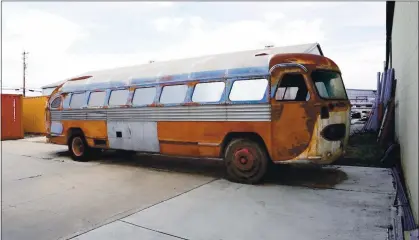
(255, 52), (269, 57)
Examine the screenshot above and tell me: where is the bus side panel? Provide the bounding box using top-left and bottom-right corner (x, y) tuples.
(106, 121), (160, 152)
(60, 120), (108, 147)
(157, 121), (272, 158)
(270, 102), (319, 161)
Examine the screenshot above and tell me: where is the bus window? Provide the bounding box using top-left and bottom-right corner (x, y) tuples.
(192, 82), (225, 103)
(70, 93), (86, 108)
(315, 82), (329, 98)
(312, 71), (347, 100)
(109, 89), (129, 106)
(88, 91), (106, 107)
(229, 79), (268, 101)
(132, 87), (156, 106)
(275, 74), (309, 101)
(160, 85), (188, 104)
(50, 96), (62, 109)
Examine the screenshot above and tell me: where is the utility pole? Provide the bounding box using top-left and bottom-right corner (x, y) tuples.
(22, 51), (29, 97)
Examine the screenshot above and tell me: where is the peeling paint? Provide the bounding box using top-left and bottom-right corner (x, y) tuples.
(46, 51), (350, 167)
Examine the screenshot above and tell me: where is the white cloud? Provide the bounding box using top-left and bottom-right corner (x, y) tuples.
(263, 12), (285, 23)
(2, 2), (386, 92)
(156, 17), (325, 61)
(2, 8), (88, 89)
(4, 9), (87, 55)
(153, 17), (184, 32)
(189, 16), (204, 29)
(326, 41), (386, 89)
(338, 3), (386, 28)
(153, 2), (175, 8)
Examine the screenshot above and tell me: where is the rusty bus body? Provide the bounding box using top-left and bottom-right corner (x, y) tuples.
(46, 43), (350, 183)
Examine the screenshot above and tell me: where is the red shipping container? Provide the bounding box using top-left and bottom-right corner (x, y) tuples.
(1, 94), (24, 140)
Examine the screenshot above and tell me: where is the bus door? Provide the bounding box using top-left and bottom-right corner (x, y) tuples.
(270, 68), (317, 161)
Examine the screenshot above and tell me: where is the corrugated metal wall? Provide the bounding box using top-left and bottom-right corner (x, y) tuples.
(1, 94), (24, 140)
(22, 96), (48, 134)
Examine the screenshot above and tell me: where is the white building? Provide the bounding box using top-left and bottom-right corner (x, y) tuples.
(386, 1), (418, 227)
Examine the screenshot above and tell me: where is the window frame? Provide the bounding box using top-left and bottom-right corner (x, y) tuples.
(62, 94), (72, 109)
(69, 92), (87, 109)
(191, 81), (226, 104)
(159, 84), (189, 105)
(87, 91), (107, 108)
(228, 77), (269, 103)
(108, 88), (130, 107)
(50, 95), (63, 109)
(311, 70), (348, 101)
(132, 86), (157, 106)
(274, 73), (311, 102)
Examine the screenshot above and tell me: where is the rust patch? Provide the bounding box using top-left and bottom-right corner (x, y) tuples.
(149, 102), (164, 107)
(68, 75), (92, 81)
(270, 102), (314, 160)
(187, 81), (199, 87)
(159, 140), (198, 145)
(269, 53), (341, 73)
(271, 104), (284, 121)
(302, 102), (319, 135)
(157, 121), (272, 158)
(270, 68), (319, 161)
(184, 102), (200, 106)
(288, 142), (309, 155)
(160, 75), (173, 81)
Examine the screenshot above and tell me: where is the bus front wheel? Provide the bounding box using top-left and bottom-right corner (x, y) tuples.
(68, 135), (90, 162)
(224, 138), (268, 184)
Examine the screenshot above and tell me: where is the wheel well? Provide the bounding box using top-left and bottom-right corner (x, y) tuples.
(67, 128), (85, 145)
(220, 132), (271, 161)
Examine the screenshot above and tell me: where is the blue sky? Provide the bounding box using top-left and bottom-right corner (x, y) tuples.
(3, 2), (385, 96)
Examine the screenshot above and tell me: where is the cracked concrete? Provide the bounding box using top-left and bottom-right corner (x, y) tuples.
(2, 140), (215, 240)
(2, 139), (396, 240)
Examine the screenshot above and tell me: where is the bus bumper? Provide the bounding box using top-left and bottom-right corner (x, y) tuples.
(274, 144), (346, 165)
(46, 135), (67, 145)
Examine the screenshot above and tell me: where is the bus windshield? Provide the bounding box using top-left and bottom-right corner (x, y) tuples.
(311, 70), (347, 100)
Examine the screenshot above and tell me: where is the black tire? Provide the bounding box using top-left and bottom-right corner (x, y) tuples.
(224, 138), (269, 184)
(68, 135), (90, 162)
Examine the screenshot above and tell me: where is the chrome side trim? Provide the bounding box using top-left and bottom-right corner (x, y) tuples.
(275, 159), (313, 164)
(197, 142), (219, 146)
(50, 104), (271, 122)
(307, 156), (322, 160)
(269, 63), (308, 73)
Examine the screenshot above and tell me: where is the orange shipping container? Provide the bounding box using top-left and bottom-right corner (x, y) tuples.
(1, 94), (24, 140)
(22, 96), (48, 134)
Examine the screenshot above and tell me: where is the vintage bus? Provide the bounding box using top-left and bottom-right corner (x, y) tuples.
(46, 43), (350, 184)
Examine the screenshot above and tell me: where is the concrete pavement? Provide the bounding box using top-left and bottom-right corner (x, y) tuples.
(2, 138), (396, 240)
(74, 166), (395, 240)
(2, 140), (216, 240)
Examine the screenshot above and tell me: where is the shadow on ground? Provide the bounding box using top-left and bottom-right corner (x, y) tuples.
(54, 150), (348, 189)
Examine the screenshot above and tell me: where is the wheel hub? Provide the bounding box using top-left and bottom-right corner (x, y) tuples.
(72, 137), (84, 157)
(234, 148), (255, 171)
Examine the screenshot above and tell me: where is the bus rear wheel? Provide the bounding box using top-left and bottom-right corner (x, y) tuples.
(224, 138), (268, 184)
(68, 135), (90, 162)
